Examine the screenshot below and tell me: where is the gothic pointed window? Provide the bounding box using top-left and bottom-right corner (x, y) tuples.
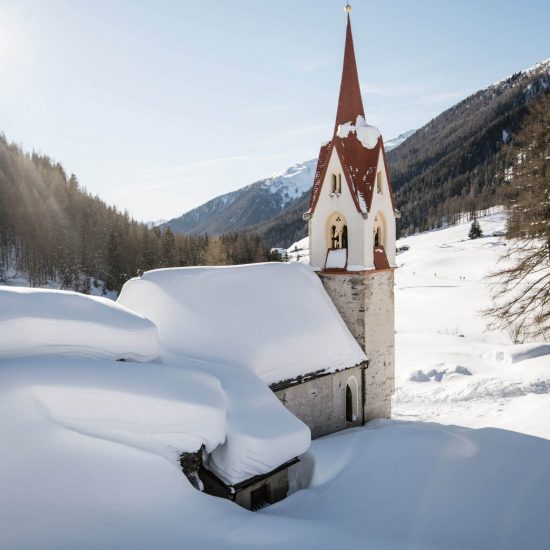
(331, 173), (342, 194)
(342, 225), (348, 249)
(376, 171), (383, 194)
(346, 385), (353, 422)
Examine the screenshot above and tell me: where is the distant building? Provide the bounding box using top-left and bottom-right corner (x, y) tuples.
(270, 247), (289, 260)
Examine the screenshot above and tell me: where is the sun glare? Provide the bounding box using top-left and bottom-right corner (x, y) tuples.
(0, 15), (27, 69)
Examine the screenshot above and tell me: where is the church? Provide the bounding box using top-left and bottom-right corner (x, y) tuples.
(118, 3), (397, 511)
(302, 3), (397, 424)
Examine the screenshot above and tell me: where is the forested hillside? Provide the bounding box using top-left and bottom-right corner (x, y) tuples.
(164, 60), (549, 248)
(390, 60), (550, 235)
(0, 137), (271, 293)
(3, 61), (547, 284)
(249, 60), (550, 246)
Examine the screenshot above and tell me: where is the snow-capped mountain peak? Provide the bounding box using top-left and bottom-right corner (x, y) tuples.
(164, 131), (415, 236)
(384, 129), (416, 151)
(264, 159), (317, 207)
(491, 58), (550, 88)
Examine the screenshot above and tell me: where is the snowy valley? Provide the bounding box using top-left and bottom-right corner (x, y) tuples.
(1, 212), (549, 549)
(2, 2), (548, 548)
(288, 211), (550, 440)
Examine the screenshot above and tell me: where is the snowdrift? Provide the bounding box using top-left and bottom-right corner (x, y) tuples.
(0, 286), (160, 362)
(177, 357), (311, 485)
(2, 357), (226, 457)
(118, 262), (366, 385)
(0, 284), (309, 486)
(267, 421), (550, 550)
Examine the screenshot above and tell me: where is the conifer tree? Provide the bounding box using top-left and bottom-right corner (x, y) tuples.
(468, 218), (483, 239)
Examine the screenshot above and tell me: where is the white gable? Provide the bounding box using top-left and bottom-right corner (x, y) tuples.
(309, 147), (396, 270)
(309, 148), (367, 269)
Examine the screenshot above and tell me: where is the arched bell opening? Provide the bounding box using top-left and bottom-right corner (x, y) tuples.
(326, 212), (348, 251)
(373, 212), (386, 250)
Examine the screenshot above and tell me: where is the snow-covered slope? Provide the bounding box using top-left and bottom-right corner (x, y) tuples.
(286, 211), (550, 437)
(384, 129), (416, 151)
(2, 210), (549, 549)
(393, 211), (550, 439)
(265, 160), (317, 206)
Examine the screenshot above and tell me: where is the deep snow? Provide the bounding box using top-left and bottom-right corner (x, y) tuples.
(1, 210), (549, 549)
(287, 210), (550, 439)
(393, 211), (550, 439)
(0, 286), (160, 362)
(117, 262), (366, 385)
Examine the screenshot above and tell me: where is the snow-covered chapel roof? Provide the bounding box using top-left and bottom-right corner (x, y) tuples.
(308, 12), (395, 217)
(0, 286), (160, 362)
(117, 262), (366, 386)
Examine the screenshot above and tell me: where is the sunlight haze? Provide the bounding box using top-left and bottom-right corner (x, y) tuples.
(1, 0), (548, 221)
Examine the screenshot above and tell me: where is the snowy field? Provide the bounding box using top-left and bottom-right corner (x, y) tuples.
(1, 212), (549, 549)
(393, 212), (550, 440)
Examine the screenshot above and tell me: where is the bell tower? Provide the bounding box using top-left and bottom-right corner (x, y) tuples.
(303, 4), (398, 420)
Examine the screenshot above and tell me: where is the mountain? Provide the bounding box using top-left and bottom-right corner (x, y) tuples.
(384, 129), (416, 151)
(162, 129), (415, 239)
(249, 59), (550, 245)
(0, 136), (272, 294)
(162, 159), (316, 235)
(146, 219), (167, 228)
(389, 58), (550, 235)
(165, 59), (549, 247)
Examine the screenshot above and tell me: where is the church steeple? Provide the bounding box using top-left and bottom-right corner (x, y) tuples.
(334, 6), (365, 134)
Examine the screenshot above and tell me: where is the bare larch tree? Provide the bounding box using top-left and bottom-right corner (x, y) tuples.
(485, 90), (550, 342)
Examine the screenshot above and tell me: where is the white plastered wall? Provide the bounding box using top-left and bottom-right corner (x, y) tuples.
(365, 151), (397, 267)
(309, 148), (366, 269)
(309, 147), (396, 270)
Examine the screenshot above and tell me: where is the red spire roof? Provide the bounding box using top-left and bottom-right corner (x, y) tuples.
(307, 9), (395, 218)
(334, 14), (365, 134)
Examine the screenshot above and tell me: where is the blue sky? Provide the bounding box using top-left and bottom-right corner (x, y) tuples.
(1, 0), (548, 221)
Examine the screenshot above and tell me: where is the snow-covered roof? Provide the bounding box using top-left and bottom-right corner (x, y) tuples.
(0, 287), (160, 362)
(118, 262), (366, 385)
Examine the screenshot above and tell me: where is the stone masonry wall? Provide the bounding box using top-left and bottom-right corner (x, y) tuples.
(274, 365), (363, 439)
(362, 270), (395, 420)
(318, 270), (394, 421)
